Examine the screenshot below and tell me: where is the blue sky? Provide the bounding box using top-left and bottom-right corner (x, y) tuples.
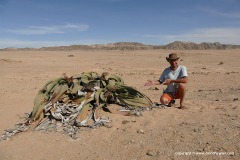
(0, 0), (240, 48)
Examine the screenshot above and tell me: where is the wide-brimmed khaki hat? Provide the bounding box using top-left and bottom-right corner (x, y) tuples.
(166, 53), (180, 61)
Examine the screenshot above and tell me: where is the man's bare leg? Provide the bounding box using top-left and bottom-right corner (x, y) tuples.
(177, 83), (187, 109)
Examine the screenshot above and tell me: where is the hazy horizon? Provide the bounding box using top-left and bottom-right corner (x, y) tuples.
(1, 0), (240, 48)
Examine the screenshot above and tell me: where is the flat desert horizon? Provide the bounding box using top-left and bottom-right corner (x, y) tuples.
(0, 49), (239, 160)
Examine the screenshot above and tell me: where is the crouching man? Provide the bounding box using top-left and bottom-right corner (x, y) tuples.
(145, 53), (188, 109)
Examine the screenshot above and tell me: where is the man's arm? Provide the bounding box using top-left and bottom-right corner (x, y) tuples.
(145, 80), (163, 86)
(162, 76), (188, 85)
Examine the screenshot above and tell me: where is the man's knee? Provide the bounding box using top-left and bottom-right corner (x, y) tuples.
(160, 94), (172, 104)
(160, 97), (169, 104)
(179, 83), (186, 90)
(176, 83), (186, 99)
(178, 83), (187, 94)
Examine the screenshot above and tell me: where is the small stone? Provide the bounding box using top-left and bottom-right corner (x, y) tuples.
(122, 120), (130, 124)
(131, 119), (137, 123)
(146, 150), (159, 156)
(148, 87), (159, 90)
(137, 129), (145, 134)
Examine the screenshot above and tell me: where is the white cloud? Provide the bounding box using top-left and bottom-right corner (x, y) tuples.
(6, 24), (89, 35)
(144, 27), (240, 45)
(0, 39), (99, 49)
(202, 7), (240, 19)
(2, 27), (240, 48)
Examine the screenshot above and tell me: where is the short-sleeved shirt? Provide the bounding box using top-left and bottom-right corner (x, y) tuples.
(159, 65), (188, 94)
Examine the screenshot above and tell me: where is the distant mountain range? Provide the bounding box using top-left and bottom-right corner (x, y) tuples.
(1, 41), (240, 51)
(163, 41), (240, 50)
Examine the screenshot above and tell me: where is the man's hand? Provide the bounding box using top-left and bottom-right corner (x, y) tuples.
(163, 77), (188, 85)
(162, 79), (172, 85)
(144, 80), (154, 86)
(145, 80), (161, 86)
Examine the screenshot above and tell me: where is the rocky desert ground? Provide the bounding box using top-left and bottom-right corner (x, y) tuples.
(0, 49), (239, 160)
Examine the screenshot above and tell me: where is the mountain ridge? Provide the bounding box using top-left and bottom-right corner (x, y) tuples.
(1, 41), (240, 51)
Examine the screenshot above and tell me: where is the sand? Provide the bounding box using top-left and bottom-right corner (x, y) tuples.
(0, 49), (239, 160)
